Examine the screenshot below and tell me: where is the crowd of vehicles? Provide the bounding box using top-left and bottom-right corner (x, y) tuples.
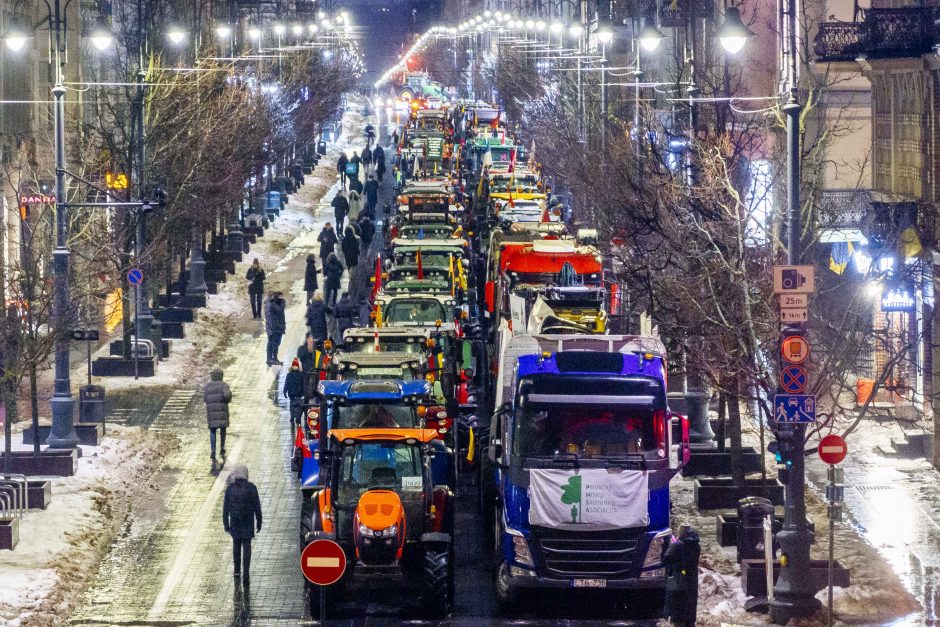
(293, 86), (691, 618)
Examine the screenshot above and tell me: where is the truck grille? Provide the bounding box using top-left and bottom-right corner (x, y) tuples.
(531, 527), (643, 578)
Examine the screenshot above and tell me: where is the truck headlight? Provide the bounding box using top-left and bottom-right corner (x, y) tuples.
(640, 530), (673, 577)
(512, 534), (535, 568)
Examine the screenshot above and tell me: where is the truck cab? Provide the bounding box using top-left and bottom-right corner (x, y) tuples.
(483, 334), (690, 610)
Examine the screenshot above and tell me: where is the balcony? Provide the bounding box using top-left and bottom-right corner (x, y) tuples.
(815, 7), (937, 62)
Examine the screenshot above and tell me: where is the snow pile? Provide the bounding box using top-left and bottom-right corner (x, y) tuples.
(0, 426), (175, 626)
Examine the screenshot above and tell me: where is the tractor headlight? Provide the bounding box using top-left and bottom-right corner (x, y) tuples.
(358, 524), (375, 537)
(512, 534), (535, 568)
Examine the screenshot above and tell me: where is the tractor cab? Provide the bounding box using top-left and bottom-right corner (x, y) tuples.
(302, 428), (455, 618)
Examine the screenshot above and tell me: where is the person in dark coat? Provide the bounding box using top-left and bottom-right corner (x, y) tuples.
(364, 175), (379, 213)
(318, 223), (338, 264)
(349, 175), (363, 196)
(332, 190), (350, 232)
(304, 255), (319, 303)
(223, 464), (262, 586)
(246, 259), (266, 319)
(336, 153), (348, 189)
(305, 292), (329, 341)
(662, 526), (700, 627)
(264, 291), (287, 366)
(333, 292), (357, 342)
(204, 369), (232, 460)
(283, 357), (305, 426)
(297, 334), (321, 399)
(341, 226), (360, 270)
(323, 253), (344, 306)
(375, 151), (386, 182)
(358, 297), (373, 327)
(361, 146), (373, 168)
(358, 213), (375, 253)
(349, 151), (361, 179)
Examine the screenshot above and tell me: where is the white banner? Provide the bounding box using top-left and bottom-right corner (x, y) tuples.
(509, 294), (527, 336)
(528, 469), (649, 530)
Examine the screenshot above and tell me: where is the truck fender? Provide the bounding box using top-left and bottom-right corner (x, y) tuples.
(420, 532), (452, 546)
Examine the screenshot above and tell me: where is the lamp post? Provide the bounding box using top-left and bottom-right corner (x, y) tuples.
(596, 25), (612, 159)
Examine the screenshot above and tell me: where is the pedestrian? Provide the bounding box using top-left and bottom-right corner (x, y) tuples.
(305, 292), (329, 342)
(297, 333), (321, 399)
(264, 291), (286, 366)
(374, 145), (386, 182)
(336, 152), (348, 189)
(283, 357), (305, 426)
(333, 292), (357, 342)
(364, 175), (379, 213)
(204, 369), (232, 460)
(392, 130), (399, 147)
(349, 174), (363, 197)
(341, 225), (360, 270)
(361, 146), (373, 174)
(332, 190), (349, 232)
(662, 526), (701, 627)
(323, 253), (344, 306)
(223, 464), (262, 588)
(348, 188), (362, 222)
(358, 213), (375, 254)
(350, 151), (361, 183)
(304, 254), (319, 303)
(246, 259), (266, 319)
(318, 222), (338, 264)
(358, 297), (373, 327)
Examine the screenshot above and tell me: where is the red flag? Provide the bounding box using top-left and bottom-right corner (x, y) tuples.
(500, 130), (505, 145)
(508, 190), (515, 208)
(541, 204), (550, 223)
(508, 147), (516, 173)
(372, 254), (383, 298)
(417, 247), (424, 279)
(374, 330), (380, 352)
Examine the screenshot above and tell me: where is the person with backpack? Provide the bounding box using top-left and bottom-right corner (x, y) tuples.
(245, 259), (266, 319)
(204, 369), (232, 460)
(349, 151), (361, 183)
(222, 464), (262, 587)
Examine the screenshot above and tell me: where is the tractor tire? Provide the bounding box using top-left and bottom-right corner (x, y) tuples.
(300, 493), (315, 549)
(421, 547), (453, 619)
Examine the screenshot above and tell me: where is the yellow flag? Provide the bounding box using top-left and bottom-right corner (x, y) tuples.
(449, 254), (455, 297)
(466, 428), (475, 462)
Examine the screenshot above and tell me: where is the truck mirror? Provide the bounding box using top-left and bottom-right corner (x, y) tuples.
(489, 440), (504, 464)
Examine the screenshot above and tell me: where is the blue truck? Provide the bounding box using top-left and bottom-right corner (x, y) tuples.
(481, 333), (690, 611)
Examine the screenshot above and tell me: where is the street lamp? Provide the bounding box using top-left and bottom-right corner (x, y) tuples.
(308, 23), (319, 36)
(638, 21), (665, 52)
(248, 26), (262, 41)
(717, 7), (755, 54)
(166, 24), (187, 45)
(291, 23), (304, 37)
(273, 23), (286, 37)
(3, 21), (29, 52)
(88, 19), (114, 52)
(215, 23), (233, 39)
(597, 27), (613, 46)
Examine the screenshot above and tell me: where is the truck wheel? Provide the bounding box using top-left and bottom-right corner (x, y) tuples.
(494, 562), (520, 616)
(421, 547), (452, 619)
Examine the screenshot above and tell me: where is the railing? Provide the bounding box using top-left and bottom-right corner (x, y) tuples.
(815, 8), (937, 62)
(814, 22), (862, 62)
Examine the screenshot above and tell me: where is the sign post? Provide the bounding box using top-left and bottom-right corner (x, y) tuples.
(127, 268), (144, 381)
(301, 539), (346, 625)
(820, 434), (847, 627)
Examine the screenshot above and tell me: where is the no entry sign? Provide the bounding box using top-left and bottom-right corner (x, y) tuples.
(818, 434), (848, 465)
(301, 539), (346, 586)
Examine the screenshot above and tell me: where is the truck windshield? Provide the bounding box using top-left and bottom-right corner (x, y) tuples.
(336, 443), (422, 507)
(513, 377), (663, 458)
(334, 403), (419, 428)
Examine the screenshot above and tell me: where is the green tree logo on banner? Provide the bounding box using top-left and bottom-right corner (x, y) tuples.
(560, 475), (582, 523)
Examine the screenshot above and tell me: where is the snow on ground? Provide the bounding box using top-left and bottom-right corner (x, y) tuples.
(0, 425), (177, 626)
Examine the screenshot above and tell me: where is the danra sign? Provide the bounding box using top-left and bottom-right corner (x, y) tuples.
(528, 469), (649, 530)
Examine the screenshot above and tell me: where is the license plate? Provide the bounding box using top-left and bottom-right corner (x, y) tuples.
(572, 578), (607, 588)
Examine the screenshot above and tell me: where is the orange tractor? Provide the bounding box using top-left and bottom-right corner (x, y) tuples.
(302, 428), (455, 617)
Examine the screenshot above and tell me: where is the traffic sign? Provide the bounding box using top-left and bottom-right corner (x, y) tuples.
(773, 265), (815, 294)
(779, 293), (808, 308)
(773, 394), (817, 423)
(781, 336), (810, 364)
(780, 365), (808, 394)
(780, 308), (809, 324)
(127, 267), (144, 286)
(301, 539), (346, 586)
(819, 434), (848, 465)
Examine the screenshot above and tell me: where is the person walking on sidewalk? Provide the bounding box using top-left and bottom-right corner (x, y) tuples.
(204, 369), (232, 460)
(333, 292), (357, 343)
(341, 225), (361, 271)
(318, 223), (338, 265)
(348, 188), (362, 222)
(223, 464), (262, 588)
(305, 292), (329, 342)
(297, 333), (321, 399)
(336, 152), (348, 190)
(358, 213), (375, 255)
(364, 175), (379, 214)
(264, 291), (287, 365)
(246, 259), (266, 319)
(304, 255), (319, 303)
(283, 358), (305, 426)
(323, 253), (344, 306)
(332, 190), (350, 232)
